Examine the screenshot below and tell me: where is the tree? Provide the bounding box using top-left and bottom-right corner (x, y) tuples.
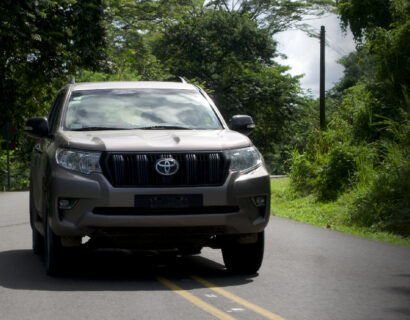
(155, 10), (302, 159)
(336, 0), (394, 41)
(0, 0), (108, 190)
(0, 0), (107, 128)
(206, 0), (334, 34)
(336, 0), (409, 113)
(330, 48), (375, 97)
(78, 0), (200, 81)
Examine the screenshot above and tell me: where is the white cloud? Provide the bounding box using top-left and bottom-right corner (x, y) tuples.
(274, 14), (356, 97)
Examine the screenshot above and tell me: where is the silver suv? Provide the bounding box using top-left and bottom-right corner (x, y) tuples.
(25, 81), (270, 275)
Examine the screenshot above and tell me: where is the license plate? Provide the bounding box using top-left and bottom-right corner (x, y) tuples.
(134, 194), (203, 208)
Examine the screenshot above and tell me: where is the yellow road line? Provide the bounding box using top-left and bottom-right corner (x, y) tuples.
(190, 275), (286, 320)
(156, 276), (236, 320)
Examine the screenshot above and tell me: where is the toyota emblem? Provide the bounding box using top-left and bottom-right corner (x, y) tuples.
(155, 158), (179, 176)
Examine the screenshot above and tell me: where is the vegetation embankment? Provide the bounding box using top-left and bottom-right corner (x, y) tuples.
(271, 178), (410, 247)
(285, 0), (409, 240)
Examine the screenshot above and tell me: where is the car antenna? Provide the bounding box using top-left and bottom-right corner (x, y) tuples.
(178, 77), (187, 83)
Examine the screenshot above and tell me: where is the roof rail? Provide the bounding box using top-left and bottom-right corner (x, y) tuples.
(69, 77), (75, 84)
(178, 77), (187, 83)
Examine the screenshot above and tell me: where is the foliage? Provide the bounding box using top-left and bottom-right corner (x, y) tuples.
(98, 0), (199, 81)
(207, 0), (334, 34)
(0, 147), (30, 191)
(154, 9), (303, 158)
(329, 48), (375, 96)
(316, 144), (355, 200)
(107, 0), (198, 32)
(289, 1), (410, 237)
(337, 0), (393, 41)
(271, 178), (410, 246)
(0, 0), (107, 128)
(0, 0), (109, 191)
(290, 83), (410, 235)
(288, 127), (358, 201)
(349, 140), (410, 236)
(370, 19), (410, 105)
(155, 10), (278, 84)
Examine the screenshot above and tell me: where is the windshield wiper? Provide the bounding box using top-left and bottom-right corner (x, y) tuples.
(70, 127), (131, 131)
(137, 125), (192, 130)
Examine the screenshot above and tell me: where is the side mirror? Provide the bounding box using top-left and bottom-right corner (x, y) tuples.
(230, 115), (255, 136)
(25, 117), (49, 138)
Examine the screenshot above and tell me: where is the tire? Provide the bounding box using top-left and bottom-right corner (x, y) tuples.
(221, 231), (264, 275)
(44, 215), (64, 276)
(32, 226), (44, 255)
(29, 186), (44, 255)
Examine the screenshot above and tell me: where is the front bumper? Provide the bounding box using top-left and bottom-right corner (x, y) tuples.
(48, 164), (271, 238)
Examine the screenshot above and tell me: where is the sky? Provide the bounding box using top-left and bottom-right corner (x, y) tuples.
(274, 13), (356, 97)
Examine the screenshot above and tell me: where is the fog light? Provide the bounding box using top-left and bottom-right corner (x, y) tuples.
(253, 196), (266, 207)
(58, 198), (78, 210)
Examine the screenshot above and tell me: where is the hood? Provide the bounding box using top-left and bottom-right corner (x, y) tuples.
(55, 129), (252, 152)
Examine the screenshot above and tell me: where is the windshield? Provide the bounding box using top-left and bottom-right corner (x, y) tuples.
(64, 89), (222, 130)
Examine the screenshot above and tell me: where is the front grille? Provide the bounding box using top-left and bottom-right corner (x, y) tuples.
(101, 152), (229, 187)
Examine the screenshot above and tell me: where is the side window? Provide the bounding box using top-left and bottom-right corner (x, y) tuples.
(48, 91), (65, 134)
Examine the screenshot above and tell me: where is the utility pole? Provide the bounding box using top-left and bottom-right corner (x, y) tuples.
(320, 25), (326, 130)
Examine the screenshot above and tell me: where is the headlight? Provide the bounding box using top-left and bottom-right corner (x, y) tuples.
(226, 146), (262, 172)
(56, 148), (102, 174)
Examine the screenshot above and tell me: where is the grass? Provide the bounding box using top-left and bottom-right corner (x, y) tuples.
(270, 178), (410, 247)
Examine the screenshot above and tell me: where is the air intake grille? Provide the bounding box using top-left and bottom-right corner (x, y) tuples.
(101, 152), (229, 187)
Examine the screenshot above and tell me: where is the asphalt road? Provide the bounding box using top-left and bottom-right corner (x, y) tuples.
(1, 191), (410, 320)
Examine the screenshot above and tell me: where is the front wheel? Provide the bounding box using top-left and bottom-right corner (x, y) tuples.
(32, 226), (44, 255)
(221, 231), (264, 275)
(44, 219), (64, 276)
(29, 187), (44, 255)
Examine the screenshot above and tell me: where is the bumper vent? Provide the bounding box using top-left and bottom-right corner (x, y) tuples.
(101, 152), (229, 187)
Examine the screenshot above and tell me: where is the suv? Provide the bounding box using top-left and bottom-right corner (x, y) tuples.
(25, 81), (270, 275)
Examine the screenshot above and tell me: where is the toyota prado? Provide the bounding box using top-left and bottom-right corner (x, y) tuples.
(25, 81), (271, 275)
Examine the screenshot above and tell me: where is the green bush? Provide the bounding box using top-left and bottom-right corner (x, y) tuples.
(0, 148), (30, 191)
(316, 144), (356, 201)
(288, 126), (357, 201)
(288, 148), (318, 195)
(349, 142), (410, 237)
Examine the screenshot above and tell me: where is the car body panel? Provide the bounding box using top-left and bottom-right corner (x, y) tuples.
(56, 129), (251, 152)
(48, 164), (270, 237)
(29, 81), (271, 252)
